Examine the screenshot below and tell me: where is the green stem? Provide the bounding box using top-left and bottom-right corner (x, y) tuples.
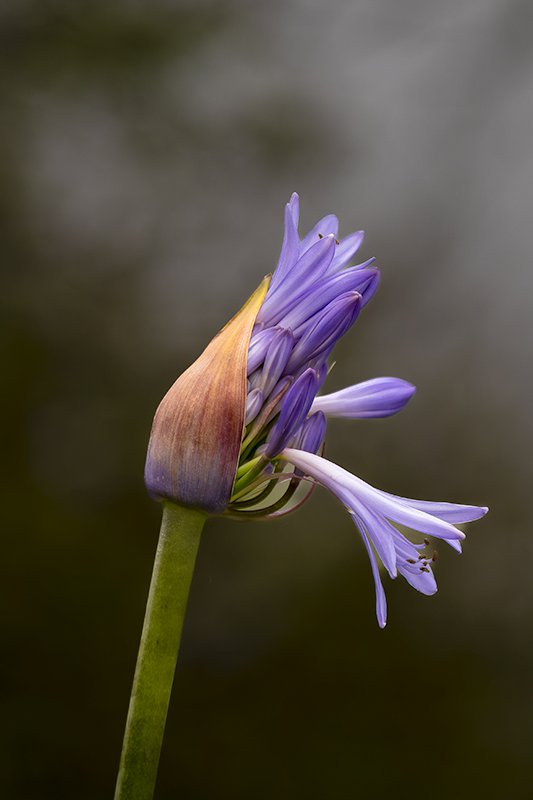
(114, 501), (207, 800)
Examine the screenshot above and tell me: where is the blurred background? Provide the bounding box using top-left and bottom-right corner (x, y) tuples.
(1, 0), (532, 797)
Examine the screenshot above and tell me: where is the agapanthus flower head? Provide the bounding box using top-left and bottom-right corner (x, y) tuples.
(145, 192), (487, 626)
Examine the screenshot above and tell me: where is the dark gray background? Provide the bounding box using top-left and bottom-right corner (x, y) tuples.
(1, 1), (531, 797)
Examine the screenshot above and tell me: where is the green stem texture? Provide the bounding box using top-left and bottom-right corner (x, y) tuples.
(114, 501), (206, 800)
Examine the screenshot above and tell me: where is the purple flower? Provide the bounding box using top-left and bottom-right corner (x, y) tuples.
(279, 448), (486, 627)
(146, 192), (488, 626)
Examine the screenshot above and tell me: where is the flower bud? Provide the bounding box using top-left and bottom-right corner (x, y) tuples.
(145, 276), (271, 515)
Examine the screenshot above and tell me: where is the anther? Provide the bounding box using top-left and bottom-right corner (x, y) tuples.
(318, 233), (323, 239)
(424, 537), (430, 546)
(420, 566), (430, 573)
(432, 551), (438, 562)
(406, 558), (417, 564)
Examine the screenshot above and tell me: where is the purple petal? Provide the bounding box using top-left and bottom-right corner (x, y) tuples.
(268, 196), (301, 294)
(393, 528), (438, 594)
(259, 328), (294, 398)
(397, 558), (437, 595)
(265, 369), (318, 458)
(324, 230), (365, 276)
(247, 327), (278, 374)
(349, 499), (397, 579)
(288, 191), (300, 226)
(360, 529), (388, 628)
(311, 378), (416, 419)
(381, 494), (489, 524)
(284, 292), (362, 375)
(276, 264), (379, 335)
(289, 410), (327, 455)
(280, 449), (468, 542)
(375, 516), (437, 596)
(245, 388), (264, 424)
(300, 214), (339, 253)
(258, 235), (336, 326)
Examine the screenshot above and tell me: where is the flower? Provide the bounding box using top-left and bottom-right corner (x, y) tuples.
(146, 192), (488, 626)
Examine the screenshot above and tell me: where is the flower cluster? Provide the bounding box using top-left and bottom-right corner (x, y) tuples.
(145, 193), (487, 627)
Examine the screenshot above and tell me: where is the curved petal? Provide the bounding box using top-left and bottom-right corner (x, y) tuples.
(245, 388), (264, 425)
(247, 327), (278, 374)
(300, 214), (339, 253)
(381, 494), (488, 524)
(260, 328), (294, 398)
(311, 378), (416, 419)
(284, 292), (362, 375)
(258, 235), (336, 326)
(281, 449), (469, 542)
(268, 195), (301, 293)
(325, 230), (365, 275)
(377, 515), (437, 595)
(289, 411), (327, 456)
(397, 558), (437, 595)
(348, 498), (397, 579)
(266, 370), (318, 458)
(276, 263), (379, 335)
(360, 529), (388, 628)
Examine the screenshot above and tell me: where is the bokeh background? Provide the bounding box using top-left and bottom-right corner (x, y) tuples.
(2, 1), (532, 797)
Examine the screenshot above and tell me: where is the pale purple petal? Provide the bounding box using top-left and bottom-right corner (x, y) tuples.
(380, 519), (437, 595)
(348, 498), (397, 579)
(281, 449), (467, 542)
(324, 230), (365, 276)
(300, 214), (339, 253)
(276, 264), (379, 335)
(381, 494), (488, 524)
(258, 235), (336, 326)
(245, 388), (264, 425)
(268, 197), (301, 293)
(360, 529), (388, 628)
(289, 411), (327, 455)
(310, 378), (416, 419)
(266, 369), (318, 458)
(284, 292), (362, 375)
(247, 328), (278, 374)
(260, 328), (294, 397)
(398, 558), (437, 595)
(288, 191), (299, 226)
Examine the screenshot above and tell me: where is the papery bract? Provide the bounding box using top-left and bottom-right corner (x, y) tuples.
(145, 276), (270, 515)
